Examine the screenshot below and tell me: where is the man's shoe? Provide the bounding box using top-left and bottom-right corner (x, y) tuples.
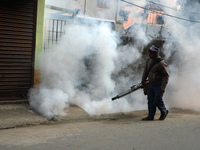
(159, 110), (169, 121)
(141, 116), (154, 121)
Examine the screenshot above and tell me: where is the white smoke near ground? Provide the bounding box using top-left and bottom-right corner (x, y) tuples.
(29, 19), (150, 119)
(29, 88), (68, 119)
(30, 0), (200, 119)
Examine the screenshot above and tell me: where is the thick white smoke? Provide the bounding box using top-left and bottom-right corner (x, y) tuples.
(158, 1), (200, 111)
(29, 20), (149, 119)
(30, 0), (200, 120)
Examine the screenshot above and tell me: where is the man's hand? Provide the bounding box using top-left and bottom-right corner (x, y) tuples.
(160, 87), (165, 93)
(142, 80), (149, 95)
(142, 80), (149, 86)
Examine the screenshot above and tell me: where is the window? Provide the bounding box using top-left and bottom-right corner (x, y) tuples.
(97, 0), (110, 8)
(157, 15), (164, 25)
(119, 10), (131, 21)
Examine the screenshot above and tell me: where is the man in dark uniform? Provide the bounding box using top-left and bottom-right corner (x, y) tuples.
(141, 45), (169, 121)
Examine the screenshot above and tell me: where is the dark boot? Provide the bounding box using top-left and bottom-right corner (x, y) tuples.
(159, 110), (169, 120)
(141, 116), (154, 121)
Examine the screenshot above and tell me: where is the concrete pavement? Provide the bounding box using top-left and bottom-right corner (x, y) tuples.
(1, 105), (200, 150)
(1, 102), (199, 130)
(0, 103), (48, 129)
(0, 102), (147, 130)
(0, 103), (97, 130)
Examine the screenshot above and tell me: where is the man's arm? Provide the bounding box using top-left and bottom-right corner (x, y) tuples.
(141, 65), (147, 85)
(160, 61), (169, 92)
(141, 59), (150, 85)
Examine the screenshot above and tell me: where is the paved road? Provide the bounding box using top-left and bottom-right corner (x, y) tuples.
(0, 110), (200, 150)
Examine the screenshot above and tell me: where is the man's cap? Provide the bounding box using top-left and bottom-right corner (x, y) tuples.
(149, 45), (159, 55)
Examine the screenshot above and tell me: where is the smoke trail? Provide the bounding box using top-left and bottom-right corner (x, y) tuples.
(29, 19), (150, 119)
(30, 0), (200, 120)
(158, 1), (200, 111)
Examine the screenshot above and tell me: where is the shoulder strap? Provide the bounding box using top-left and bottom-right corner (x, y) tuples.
(146, 58), (162, 76)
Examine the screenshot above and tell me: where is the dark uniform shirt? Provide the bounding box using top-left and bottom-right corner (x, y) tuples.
(142, 56), (169, 89)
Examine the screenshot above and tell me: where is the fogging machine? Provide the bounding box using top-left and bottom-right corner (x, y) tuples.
(111, 83), (144, 101)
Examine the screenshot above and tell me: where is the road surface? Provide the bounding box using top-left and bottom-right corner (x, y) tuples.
(0, 109), (200, 150)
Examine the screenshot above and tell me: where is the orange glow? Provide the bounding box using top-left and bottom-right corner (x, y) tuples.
(123, 7), (143, 30)
(123, 6), (164, 30)
(122, 0), (178, 30)
(146, 10), (163, 24)
(176, 5), (181, 11)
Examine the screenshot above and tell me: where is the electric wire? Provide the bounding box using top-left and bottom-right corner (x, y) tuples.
(151, 1), (200, 33)
(121, 0), (200, 24)
(147, 0), (200, 15)
(131, 0), (200, 16)
(152, 3), (200, 16)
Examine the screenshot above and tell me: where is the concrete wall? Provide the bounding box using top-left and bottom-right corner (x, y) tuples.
(85, 0), (117, 21)
(35, 0), (45, 69)
(34, 0), (45, 86)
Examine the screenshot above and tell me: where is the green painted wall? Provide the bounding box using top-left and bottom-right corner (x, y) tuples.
(34, 0), (45, 86)
(35, 0), (45, 69)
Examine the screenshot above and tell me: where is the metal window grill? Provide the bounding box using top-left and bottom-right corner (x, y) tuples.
(43, 19), (67, 52)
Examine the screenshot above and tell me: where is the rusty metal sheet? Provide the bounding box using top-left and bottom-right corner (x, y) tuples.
(0, 0), (37, 101)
